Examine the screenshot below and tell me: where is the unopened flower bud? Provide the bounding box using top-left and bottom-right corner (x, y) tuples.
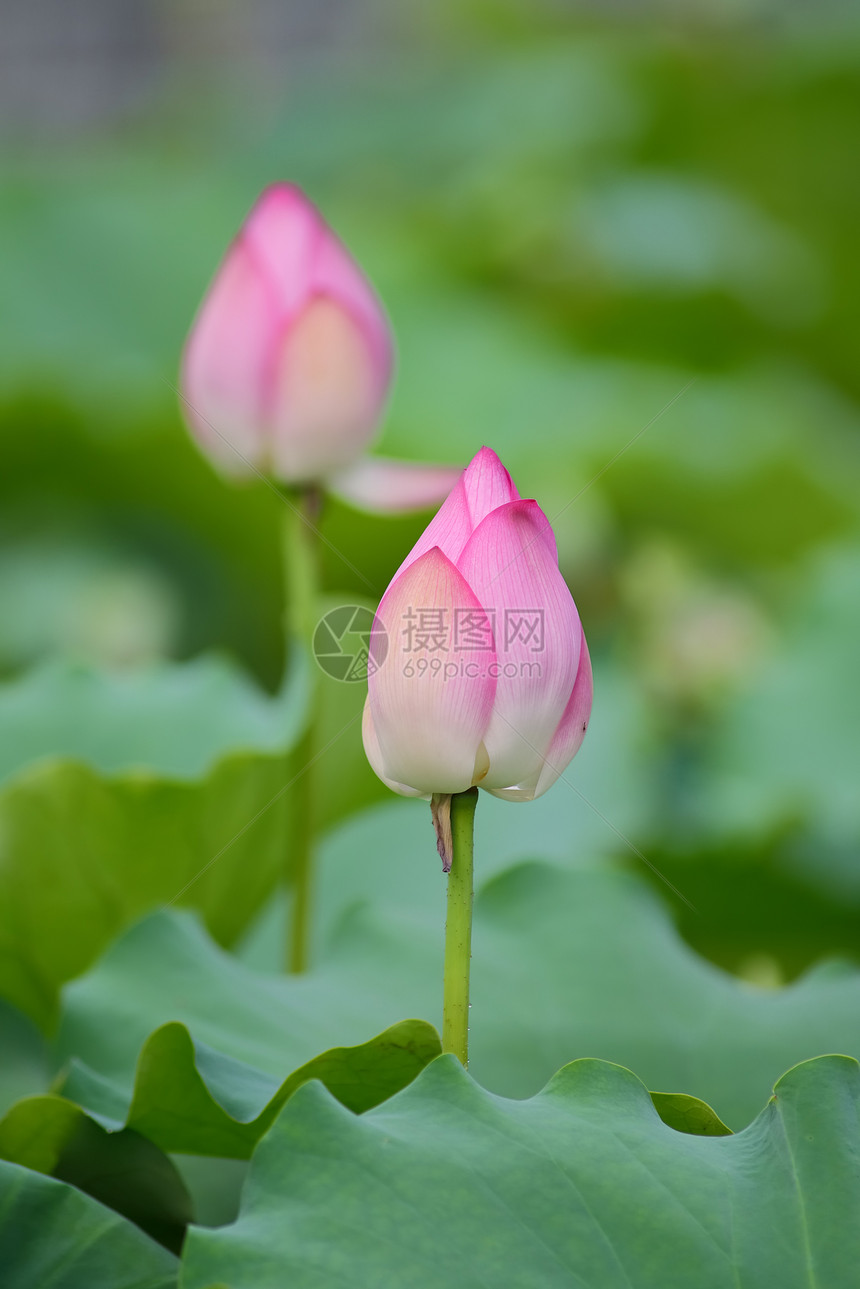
(363, 447), (592, 802)
(181, 183), (393, 484)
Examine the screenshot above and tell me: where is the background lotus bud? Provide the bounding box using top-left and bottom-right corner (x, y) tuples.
(181, 183), (394, 484)
(363, 447), (592, 802)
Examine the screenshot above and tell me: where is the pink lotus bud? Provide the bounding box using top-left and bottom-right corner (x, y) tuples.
(363, 447), (592, 802)
(181, 183), (393, 484)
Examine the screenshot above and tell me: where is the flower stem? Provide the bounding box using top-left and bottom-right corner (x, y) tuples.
(281, 488), (322, 974)
(442, 787), (479, 1066)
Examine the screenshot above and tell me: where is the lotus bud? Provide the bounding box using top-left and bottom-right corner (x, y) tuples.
(363, 447), (592, 808)
(181, 183), (393, 484)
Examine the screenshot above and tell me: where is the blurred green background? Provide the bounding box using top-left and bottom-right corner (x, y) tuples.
(2, 0), (859, 987)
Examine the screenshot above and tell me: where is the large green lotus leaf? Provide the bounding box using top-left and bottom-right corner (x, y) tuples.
(59, 852), (860, 1130)
(56, 1019), (440, 1159)
(0, 1094), (192, 1253)
(0, 655), (309, 1028)
(181, 1053), (860, 1289)
(0, 1000), (50, 1115)
(0, 1157), (177, 1288)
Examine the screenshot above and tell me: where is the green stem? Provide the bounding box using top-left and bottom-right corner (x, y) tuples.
(442, 788), (479, 1066)
(281, 489), (322, 975)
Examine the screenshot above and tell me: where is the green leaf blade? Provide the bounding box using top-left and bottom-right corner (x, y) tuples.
(0, 1157), (178, 1288)
(0, 1094), (192, 1253)
(54, 1017), (441, 1161)
(181, 1054), (860, 1289)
